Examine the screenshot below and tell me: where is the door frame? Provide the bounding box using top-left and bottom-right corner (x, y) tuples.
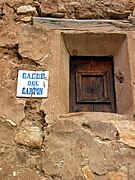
(54, 32), (134, 115)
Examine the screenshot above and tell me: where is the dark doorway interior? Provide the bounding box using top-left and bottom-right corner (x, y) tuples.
(69, 56), (116, 113)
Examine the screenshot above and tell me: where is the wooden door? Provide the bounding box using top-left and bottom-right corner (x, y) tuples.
(69, 56), (116, 113)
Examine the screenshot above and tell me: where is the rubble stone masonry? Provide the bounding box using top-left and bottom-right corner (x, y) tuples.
(1, 0), (135, 179)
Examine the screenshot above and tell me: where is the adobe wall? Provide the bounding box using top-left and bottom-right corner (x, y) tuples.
(1, 0), (135, 179)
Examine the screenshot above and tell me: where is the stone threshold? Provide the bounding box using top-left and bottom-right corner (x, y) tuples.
(33, 17), (133, 30)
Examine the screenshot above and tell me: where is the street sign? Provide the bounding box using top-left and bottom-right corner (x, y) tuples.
(16, 70), (49, 98)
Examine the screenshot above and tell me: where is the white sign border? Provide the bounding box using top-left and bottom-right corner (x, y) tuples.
(16, 70), (49, 98)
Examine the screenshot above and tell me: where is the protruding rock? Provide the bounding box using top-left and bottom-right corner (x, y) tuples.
(20, 16), (32, 23)
(82, 165), (94, 180)
(17, 5), (38, 16)
(40, 3), (57, 17)
(112, 3), (125, 13)
(133, 9), (135, 17)
(76, 11), (95, 19)
(107, 10), (132, 19)
(14, 126), (43, 148)
(69, 2), (80, 7)
(82, 121), (118, 140)
(32, 1), (40, 7)
(114, 120), (135, 148)
(108, 166), (128, 180)
(128, 14), (135, 24)
(51, 12), (65, 18)
(58, 5), (66, 13)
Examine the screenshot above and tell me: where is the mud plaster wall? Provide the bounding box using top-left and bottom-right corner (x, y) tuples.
(114, 36), (133, 114)
(1, 0), (135, 179)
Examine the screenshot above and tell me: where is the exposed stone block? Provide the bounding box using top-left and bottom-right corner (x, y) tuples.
(106, 10), (132, 19)
(51, 12), (65, 18)
(76, 11), (95, 19)
(82, 165), (94, 180)
(17, 5), (38, 16)
(82, 121), (118, 140)
(14, 126), (43, 148)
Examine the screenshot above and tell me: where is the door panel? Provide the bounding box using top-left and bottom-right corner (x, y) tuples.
(69, 56), (116, 113)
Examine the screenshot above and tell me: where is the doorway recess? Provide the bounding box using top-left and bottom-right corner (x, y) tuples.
(60, 32), (133, 114)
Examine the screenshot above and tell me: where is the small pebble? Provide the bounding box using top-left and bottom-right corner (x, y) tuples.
(13, 171), (17, 177)
(42, 178), (48, 180)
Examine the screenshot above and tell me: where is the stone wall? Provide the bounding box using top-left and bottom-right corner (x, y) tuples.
(1, 0), (135, 179)
(1, 0), (135, 24)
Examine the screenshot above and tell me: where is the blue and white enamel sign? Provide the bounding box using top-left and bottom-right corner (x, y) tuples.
(16, 70), (49, 97)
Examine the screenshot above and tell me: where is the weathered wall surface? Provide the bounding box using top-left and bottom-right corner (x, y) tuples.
(1, 0), (135, 23)
(1, 0), (135, 179)
(44, 113), (135, 180)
